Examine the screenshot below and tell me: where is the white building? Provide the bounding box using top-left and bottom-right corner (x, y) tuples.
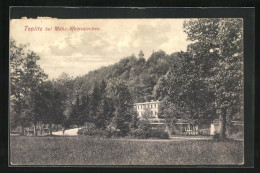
(134, 100), (160, 119)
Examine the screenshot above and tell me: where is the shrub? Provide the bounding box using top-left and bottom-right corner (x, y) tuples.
(130, 120), (169, 139)
(232, 130), (244, 138)
(81, 128), (108, 137)
(83, 122), (96, 131)
(78, 122), (128, 138)
(129, 129), (150, 139)
(148, 129), (169, 139)
(106, 122), (124, 137)
(90, 129), (108, 137)
(171, 129), (183, 135)
(213, 134), (219, 141)
(77, 128), (84, 135)
(130, 128), (169, 139)
(226, 124), (244, 138)
(78, 122), (108, 137)
(106, 128), (123, 138)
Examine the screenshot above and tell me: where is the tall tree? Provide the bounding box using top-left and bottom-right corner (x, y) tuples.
(106, 78), (132, 135)
(36, 81), (67, 135)
(80, 95), (91, 125)
(69, 94), (82, 128)
(183, 19), (243, 140)
(129, 107), (139, 130)
(10, 38), (47, 134)
(89, 83), (101, 123)
(156, 51), (215, 128)
(55, 73), (74, 123)
(93, 80), (108, 128)
(138, 50), (144, 59)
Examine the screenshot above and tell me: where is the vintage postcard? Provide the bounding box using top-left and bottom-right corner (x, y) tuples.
(9, 15), (245, 166)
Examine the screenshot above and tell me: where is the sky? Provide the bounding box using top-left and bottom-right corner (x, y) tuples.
(10, 18), (190, 79)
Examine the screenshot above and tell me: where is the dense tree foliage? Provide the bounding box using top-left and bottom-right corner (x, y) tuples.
(10, 38), (47, 134)
(73, 51), (179, 103)
(156, 51), (215, 124)
(106, 79), (133, 135)
(33, 81), (67, 135)
(182, 18), (243, 140)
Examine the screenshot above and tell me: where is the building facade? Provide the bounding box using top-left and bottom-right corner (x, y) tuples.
(134, 100), (160, 119)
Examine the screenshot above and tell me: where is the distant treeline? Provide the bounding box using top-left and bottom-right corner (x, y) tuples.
(72, 50), (178, 103)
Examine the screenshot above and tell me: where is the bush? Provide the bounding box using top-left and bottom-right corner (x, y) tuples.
(227, 124), (244, 138)
(79, 121), (169, 139)
(106, 128), (122, 138)
(130, 120), (169, 139)
(78, 122), (108, 137)
(231, 130), (244, 138)
(77, 128), (84, 135)
(89, 129), (108, 137)
(77, 122), (129, 138)
(171, 129), (183, 135)
(82, 128), (108, 137)
(150, 129), (169, 139)
(130, 128), (169, 139)
(129, 129), (150, 139)
(213, 133), (219, 141)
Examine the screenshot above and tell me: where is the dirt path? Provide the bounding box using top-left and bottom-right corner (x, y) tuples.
(52, 128), (80, 136)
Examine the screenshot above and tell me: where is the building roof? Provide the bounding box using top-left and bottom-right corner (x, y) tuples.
(134, 100), (160, 105)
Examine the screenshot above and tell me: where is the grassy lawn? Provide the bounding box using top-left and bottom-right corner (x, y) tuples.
(10, 136), (243, 165)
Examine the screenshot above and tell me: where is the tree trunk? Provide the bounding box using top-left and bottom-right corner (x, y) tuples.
(18, 93), (23, 135)
(49, 123), (52, 135)
(19, 125), (24, 136)
(33, 122), (37, 136)
(56, 124), (59, 131)
(40, 123), (43, 135)
(219, 109), (226, 140)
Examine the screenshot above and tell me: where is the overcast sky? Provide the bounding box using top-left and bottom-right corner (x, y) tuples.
(10, 18), (190, 79)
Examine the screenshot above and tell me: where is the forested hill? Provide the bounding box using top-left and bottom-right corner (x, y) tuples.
(71, 50), (179, 103)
